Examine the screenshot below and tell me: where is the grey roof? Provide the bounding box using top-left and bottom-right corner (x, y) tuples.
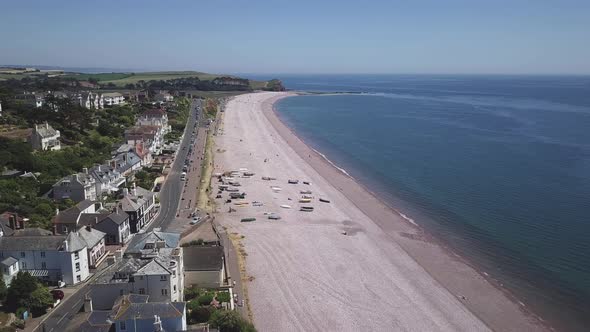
(54, 200), (95, 224)
(104, 211), (128, 225)
(0, 221), (15, 236)
(66, 231), (87, 252)
(183, 246), (224, 271)
(53, 173), (95, 189)
(127, 294), (149, 304)
(115, 302), (185, 320)
(34, 123), (58, 138)
(78, 213), (110, 227)
(125, 231), (180, 255)
(89, 164), (121, 185)
(0, 235), (66, 251)
(134, 259), (171, 276)
(1, 257), (18, 266)
(78, 227), (106, 248)
(13, 228), (53, 236)
(113, 151), (141, 174)
(102, 92), (123, 98)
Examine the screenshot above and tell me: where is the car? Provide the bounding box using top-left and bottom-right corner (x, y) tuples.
(51, 289), (64, 300)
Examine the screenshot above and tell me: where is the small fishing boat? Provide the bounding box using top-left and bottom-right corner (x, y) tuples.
(280, 204), (291, 209)
(299, 198), (312, 203)
(319, 198), (331, 203)
(300, 206), (314, 212)
(288, 179), (299, 184)
(241, 217), (256, 222)
(300, 190), (312, 195)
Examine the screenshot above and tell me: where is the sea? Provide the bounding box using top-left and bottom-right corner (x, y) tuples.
(246, 74), (590, 331)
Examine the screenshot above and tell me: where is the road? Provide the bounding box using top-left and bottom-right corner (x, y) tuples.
(34, 100), (202, 332)
(150, 99), (203, 231)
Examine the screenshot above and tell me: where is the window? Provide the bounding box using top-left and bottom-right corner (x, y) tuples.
(120, 321), (126, 330)
(120, 289), (124, 295)
(172, 271), (176, 277)
(160, 275), (167, 281)
(41, 262), (46, 269)
(75, 262), (80, 272)
(161, 289), (168, 296)
(139, 288), (145, 294)
(20, 252), (25, 258)
(40, 251), (46, 258)
(20, 262), (26, 269)
(76, 275), (81, 282)
(74, 251), (79, 260)
(173, 285), (177, 293)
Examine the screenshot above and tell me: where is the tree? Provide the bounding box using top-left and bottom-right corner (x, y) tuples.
(0, 278), (7, 302)
(209, 310), (256, 332)
(27, 286), (54, 315)
(197, 293), (214, 306)
(216, 291), (231, 303)
(6, 271), (38, 310)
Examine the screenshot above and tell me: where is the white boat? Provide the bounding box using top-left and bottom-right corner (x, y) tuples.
(271, 186), (282, 191)
(280, 204), (291, 209)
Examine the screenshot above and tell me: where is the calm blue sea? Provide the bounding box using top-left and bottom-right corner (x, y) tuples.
(251, 74), (590, 330)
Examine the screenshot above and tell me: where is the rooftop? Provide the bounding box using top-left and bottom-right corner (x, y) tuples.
(183, 245), (224, 271)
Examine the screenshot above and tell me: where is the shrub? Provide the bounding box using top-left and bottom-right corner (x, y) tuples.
(209, 310), (256, 332)
(216, 291), (231, 303)
(11, 318), (25, 329)
(190, 306), (215, 324)
(184, 286), (200, 301)
(197, 293), (214, 306)
(187, 300), (200, 312)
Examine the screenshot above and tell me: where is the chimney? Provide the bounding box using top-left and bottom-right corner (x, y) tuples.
(123, 188), (129, 196)
(156, 240), (166, 249)
(84, 295), (93, 312)
(97, 164), (102, 172)
(83, 167), (88, 174)
(86, 224), (92, 232)
(45, 122), (49, 129)
(63, 239), (69, 252)
(132, 182), (137, 196)
(55, 208), (60, 216)
(153, 315), (162, 332)
(8, 214), (16, 230)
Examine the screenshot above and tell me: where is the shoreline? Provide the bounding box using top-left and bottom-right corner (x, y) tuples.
(263, 92), (550, 331)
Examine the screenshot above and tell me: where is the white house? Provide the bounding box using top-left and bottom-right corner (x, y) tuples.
(0, 231), (91, 285)
(79, 92), (103, 109)
(154, 92), (174, 103)
(53, 170), (98, 202)
(136, 109), (171, 135)
(183, 245), (226, 288)
(102, 92), (125, 106)
(89, 163), (125, 195)
(29, 122), (61, 151)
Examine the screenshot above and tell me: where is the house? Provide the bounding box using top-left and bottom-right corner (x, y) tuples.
(125, 125), (164, 155)
(53, 200), (98, 234)
(136, 109), (171, 135)
(14, 92), (44, 108)
(102, 92), (125, 106)
(77, 226), (107, 268)
(79, 92), (104, 109)
(110, 150), (142, 177)
(29, 122), (61, 151)
(0, 212), (26, 236)
(73, 295), (186, 332)
(115, 142), (152, 168)
(0, 231), (91, 285)
(1, 257), (19, 285)
(89, 230), (184, 309)
(183, 245), (226, 288)
(112, 298), (186, 332)
(119, 186), (156, 233)
(154, 92), (173, 103)
(78, 209), (131, 245)
(89, 163), (125, 195)
(53, 170), (98, 202)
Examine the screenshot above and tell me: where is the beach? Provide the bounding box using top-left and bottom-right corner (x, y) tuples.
(214, 92), (548, 331)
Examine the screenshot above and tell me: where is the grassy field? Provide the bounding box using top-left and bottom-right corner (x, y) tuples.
(61, 72), (133, 81)
(100, 71), (220, 86)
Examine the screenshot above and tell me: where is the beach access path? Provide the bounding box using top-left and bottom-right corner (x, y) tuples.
(214, 92), (547, 332)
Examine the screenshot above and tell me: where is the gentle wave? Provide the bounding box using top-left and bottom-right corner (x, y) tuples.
(311, 147), (354, 178)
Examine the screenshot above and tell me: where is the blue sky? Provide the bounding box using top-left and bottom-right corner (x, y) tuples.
(1, 0), (589, 74)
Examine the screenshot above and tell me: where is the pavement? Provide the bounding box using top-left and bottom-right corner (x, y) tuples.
(31, 99), (202, 332)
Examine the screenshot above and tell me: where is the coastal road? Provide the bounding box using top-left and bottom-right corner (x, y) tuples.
(150, 99), (202, 231)
(34, 100), (201, 332)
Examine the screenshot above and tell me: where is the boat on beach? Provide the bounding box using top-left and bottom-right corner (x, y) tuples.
(319, 198), (331, 203)
(241, 217), (256, 222)
(300, 206), (314, 212)
(280, 204), (291, 209)
(288, 179), (299, 184)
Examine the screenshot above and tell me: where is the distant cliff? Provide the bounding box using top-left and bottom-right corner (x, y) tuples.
(262, 79), (286, 91)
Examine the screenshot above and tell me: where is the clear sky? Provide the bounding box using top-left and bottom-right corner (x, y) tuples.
(1, 0), (589, 74)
